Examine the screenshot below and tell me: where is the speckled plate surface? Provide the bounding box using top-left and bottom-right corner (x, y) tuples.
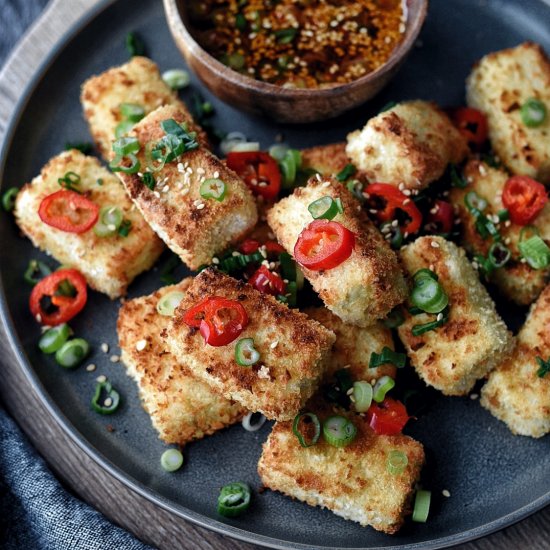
(1, 0), (549, 548)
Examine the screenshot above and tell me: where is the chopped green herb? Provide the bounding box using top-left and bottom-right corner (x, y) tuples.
(274, 28), (297, 44)
(411, 307), (449, 336)
(336, 163), (357, 182)
(369, 346), (407, 369)
(162, 69), (190, 90)
(450, 164), (468, 188)
(125, 32), (145, 57)
(118, 219), (132, 237)
(58, 171), (81, 193)
(96, 178), (104, 186)
(536, 356), (550, 378)
(142, 172), (155, 190)
(24, 259), (52, 286)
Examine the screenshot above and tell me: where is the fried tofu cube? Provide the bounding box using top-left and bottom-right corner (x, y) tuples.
(14, 150), (164, 299)
(267, 177), (407, 327)
(305, 307), (396, 382)
(481, 284), (550, 438)
(117, 279), (246, 444)
(466, 42), (550, 184)
(164, 268), (336, 421)
(81, 56), (207, 160)
(115, 105), (258, 270)
(450, 159), (550, 305)
(346, 100), (468, 191)
(397, 236), (513, 396)
(258, 407), (425, 534)
(300, 143), (350, 177)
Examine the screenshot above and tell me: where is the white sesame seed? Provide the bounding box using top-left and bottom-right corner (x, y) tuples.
(162, 185), (170, 193)
(96, 375), (107, 383)
(431, 241), (440, 248)
(429, 264), (435, 271)
(470, 393), (479, 400)
(104, 397), (113, 407)
(86, 364), (96, 372)
(153, 191), (161, 199)
(403, 189), (412, 196)
(315, 173), (322, 182)
(270, 340), (279, 349)
(197, 203), (205, 210)
(436, 313), (444, 321)
(232, 251), (241, 257)
(212, 257), (220, 265)
(321, 181), (331, 188)
(213, 171), (220, 179)
(101, 343), (109, 353)
(346, 388), (354, 396)
(35, 314), (42, 323)
(110, 355), (120, 363)
(442, 489), (451, 498)
(136, 339), (147, 352)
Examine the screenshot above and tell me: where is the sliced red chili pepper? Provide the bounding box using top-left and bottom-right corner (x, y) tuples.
(226, 152), (281, 201)
(249, 265), (286, 296)
(265, 241), (286, 254)
(363, 183), (422, 234)
(294, 220), (355, 271)
(366, 397), (410, 435)
(38, 189), (99, 234)
(450, 107), (488, 148)
(183, 296), (249, 347)
(239, 239), (261, 254)
(29, 269), (88, 326)
(502, 175), (548, 226)
(427, 199), (454, 234)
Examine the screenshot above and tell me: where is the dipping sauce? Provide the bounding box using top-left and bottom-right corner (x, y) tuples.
(188, 1), (407, 89)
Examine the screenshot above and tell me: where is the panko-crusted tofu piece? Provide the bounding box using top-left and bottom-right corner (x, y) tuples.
(116, 105), (258, 270)
(81, 56), (207, 160)
(466, 42), (550, 184)
(346, 100), (468, 191)
(118, 279), (245, 444)
(305, 307), (396, 382)
(398, 236), (513, 396)
(481, 284), (550, 438)
(258, 406), (425, 534)
(450, 159), (550, 305)
(300, 143), (350, 177)
(267, 177), (407, 327)
(14, 150), (164, 299)
(165, 269), (335, 421)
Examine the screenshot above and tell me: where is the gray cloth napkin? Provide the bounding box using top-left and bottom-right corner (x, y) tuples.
(1, 1), (151, 548)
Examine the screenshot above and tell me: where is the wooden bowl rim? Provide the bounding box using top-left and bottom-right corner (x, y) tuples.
(164, 0), (429, 99)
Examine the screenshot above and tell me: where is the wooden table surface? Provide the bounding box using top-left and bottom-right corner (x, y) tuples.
(0, 0), (549, 548)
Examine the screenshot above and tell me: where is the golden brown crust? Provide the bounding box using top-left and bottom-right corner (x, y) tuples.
(346, 100), (468, 190)
(258, 404), (425, 534)
(116, 105), (258, 270)
(398, 236), (513, 396)
(481, 284), (550, 437)
(449, 159), (550, 305)
(267, 176), (407, 326)
(117, 279), (246, 444)
(164, 269), (336, 420)
(81, 56), (208, 159)
(466, 42), (550, 183)
(300, 143), (350, 176)
(14, 150), (164, 299)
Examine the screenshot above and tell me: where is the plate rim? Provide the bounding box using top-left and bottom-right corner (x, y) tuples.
(0, 1), (549, 549)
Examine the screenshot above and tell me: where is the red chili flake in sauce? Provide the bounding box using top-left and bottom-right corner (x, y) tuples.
(189, 0), (406, 88)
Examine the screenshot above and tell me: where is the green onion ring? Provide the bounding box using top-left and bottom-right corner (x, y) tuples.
(200, 178), (227, 202)
(217, 482), (251, 518)
(160, 448), (184, 472)
(112, 136), (140, 156)
(322, 415), (357, 448)
(2, 187), (19, 211)
(91, 380), (120, 414)
(411, 276), (449, 314)
(39, 324), (71, 354)
(24, 259), (52, 286)
(157, 291), (186, 316)
(387, 450), (409, 475)
(55, 338), (90, 368)
(308, 196), (341, 220)
(292, 412), (321, 447)
(352, 381), (373, 413)
(373, 375), (396, 403)
(520, 98), (547, 128)
(412, 490), (431, 522)
(235, 338), (260, 366)
(119, 103), (145, 122)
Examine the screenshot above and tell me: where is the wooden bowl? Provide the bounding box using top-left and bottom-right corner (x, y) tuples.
(163, 0), (428, 124)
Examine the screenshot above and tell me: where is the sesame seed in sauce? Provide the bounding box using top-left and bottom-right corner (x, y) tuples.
(110, 355), (120, 363)
(101, 343), (109, 353)
(96, 375), (107, 383)
(86, 364), (96, 372)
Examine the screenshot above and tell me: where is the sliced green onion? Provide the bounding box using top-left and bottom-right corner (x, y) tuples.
(125, 31), (145, 57)
(235, 13), (247, 31)
(39, 324), (70, 354)
(381, 222), (403, 249)
(383, 306), (405, 328)
(227, 52), (246, 70)
(274, 28), (297, 44)
(55, 338), (90, 368)
(118, 219), (132, 237)
(112, 136), (140, 156)
(115, 120), (135, 138)
(520, 225), (540, 242)
(235, 338), (260, 366)
(279, 252), (297, 281)
(518, 235), (550, 269)
(520, 98), (547, 128)
(536, 356), (550, 378)
(413, 268), (438, 283)
(488, 241), (511, 268)
(2, 187), (18, 211)
(334, 368), (354, 394)
(497, 209), (509, 222)
(336, 163), (357, 182)
(120, 103), (145, 122)
(162, 69), (190, 90)
(217, 251), (263, 274)
(412, 307), (449, 336)
(308, 196), (341, 220)
(322, 416), (357, 448)
(450, 164), (468, 188)
(91, 380), (120, 414)
(283, 280), (298, 307)
(465, 191), (488, 212)
(109, 153), (140, 174)
(346, 179), (365, 201)
(411, 276), (448, 314)
(58, 171), (81, 193)
(352, 381), (373, 413)
(157, 291), (186, 316)
(94, 206), (123, 237)
(279, 149), (302, 189)
(373, 375), (395, 402)
(387, 450), (408, 475)
(295, 265), (305, 290)
(268, 144), (289, 161)
(217, 482), (251, 518)
(200, 178), (227, 201)
(230, 141), (260, 152)
(412, 490), (431, 523)
(24, 259), (52, 286)
(141, 172), (156, 190)
(475, 215), (499, 240)
(292, 412), (321, 447)
(369, 346), (407, 369)
(161, 448), (184, 472)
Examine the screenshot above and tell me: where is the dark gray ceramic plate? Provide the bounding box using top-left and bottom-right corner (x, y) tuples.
(1, 0), (549, 548)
